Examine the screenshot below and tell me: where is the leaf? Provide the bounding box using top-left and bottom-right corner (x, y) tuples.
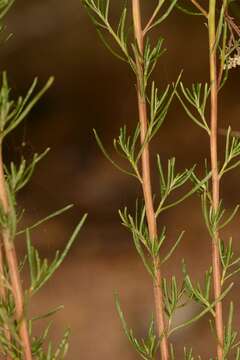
(27, 214), (87, 294)
(17, 204), (74, 235)
(94, 129), (139, 179)
(0, 74), (54, 138)
(115, 294), (159, 360)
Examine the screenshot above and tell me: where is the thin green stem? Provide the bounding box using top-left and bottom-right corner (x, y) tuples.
(143, 0), (164, 36)
(190, 0), (208, 17)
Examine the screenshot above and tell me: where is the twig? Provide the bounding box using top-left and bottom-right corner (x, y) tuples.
(132, 1), (169, 359)
(190, 0), (208, 17)
(143, 1), (163, 36)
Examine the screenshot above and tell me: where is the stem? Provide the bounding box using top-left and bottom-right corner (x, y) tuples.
(0, 244), (11, 360)
(143, 0), (163, 36)
(131, 1), (169, 359)
(190, 0), (208, 17)
(0, 142), (32, 360)
(0, 145), (12, 360)
(208, 1), (224, 358)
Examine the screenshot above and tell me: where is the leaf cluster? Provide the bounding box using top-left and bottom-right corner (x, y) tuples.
(0, 72), (53, 139)
(0, 3), (88, 358)
(116, 295), (159, 360)
(119, 202), (184, 277)
(176, 82), (210, 134)
(83, 0), (240, 358)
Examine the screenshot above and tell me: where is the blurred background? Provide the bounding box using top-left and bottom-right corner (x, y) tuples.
(1, 0), (240, 358)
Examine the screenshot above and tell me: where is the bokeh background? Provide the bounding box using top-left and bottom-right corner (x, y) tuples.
(1, 0), (240, 358)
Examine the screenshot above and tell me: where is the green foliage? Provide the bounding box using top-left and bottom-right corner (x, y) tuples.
(116, 295), (159, 360)
(17, 204), (74, 235)
(143, 39), (166, 91)
(183, 348), (196, 360)
(0, 141), (87, 359)
(5, 149), (50, 193)
(82, 0), (135, 67)
(156, 156), (197, 216)
(84, 0), (240, 358)
(147, 75), (181, 140)
(31, 328), (70, 360)
(0, 72), (53, 139)
(176, 82), (210, 134)
(162, 277), (185, 320)
(175, 0), (240, 357)
(0, 0), (13, 20)
(183, 264), (214, 314)
(143, 0), (178, 34)
(223, 303), (239, 358)
(26, 214), (87, 295)
(93, 76), (181, 183)
(220, 127), (240, 178)
(0, 1), (88, 358)
(201, 192), (239, 237)
(219, 238), (240, 285)
(119, 202), (185, 277)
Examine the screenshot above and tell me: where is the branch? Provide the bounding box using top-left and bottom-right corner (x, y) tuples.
(0, 142), (32, 360)
(190, 0), (208, 17)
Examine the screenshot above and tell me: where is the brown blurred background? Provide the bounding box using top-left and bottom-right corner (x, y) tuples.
(1, 0), (240, 358)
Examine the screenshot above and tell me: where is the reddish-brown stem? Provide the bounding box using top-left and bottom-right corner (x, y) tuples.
(0, 146), (12, 360)
(0, 243), (11, 360)
(131, 1), (169, 359)
(208, 1), (224, 358)
(0, 143), (32, 360)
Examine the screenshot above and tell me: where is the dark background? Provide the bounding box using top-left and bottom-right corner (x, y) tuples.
(1, 0), (240, 358)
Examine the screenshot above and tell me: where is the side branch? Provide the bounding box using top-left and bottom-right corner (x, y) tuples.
(143, 2), (162, 36)
(190, 0), (208, 17)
